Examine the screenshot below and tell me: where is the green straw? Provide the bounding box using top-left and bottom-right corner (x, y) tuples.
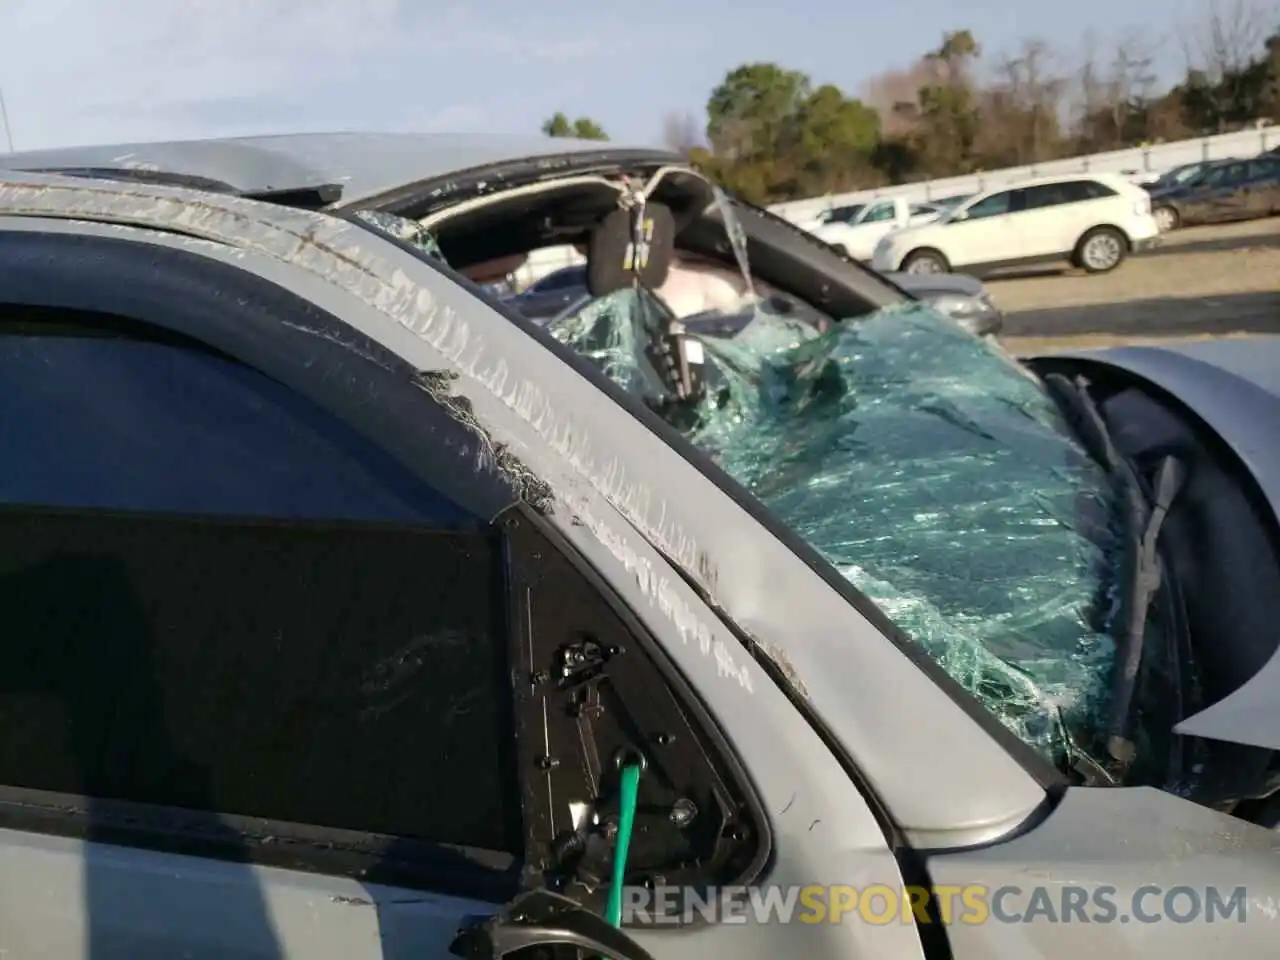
(605, 762), (642, 927)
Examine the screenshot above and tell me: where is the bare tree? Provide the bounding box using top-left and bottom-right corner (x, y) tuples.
(1181, 0), (1271, 79)
(1068, 28), (1162, 149)
(1107, 31), (1159, 142)
(1000, 38), (1068, 161)
(1071, 30), (1107, 138)
(1177, 0), (1277, 129)
(859, 60), (935, 138)
(661, 111), (703, 157)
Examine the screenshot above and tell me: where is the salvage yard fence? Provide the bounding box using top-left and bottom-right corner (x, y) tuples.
(768, 126), (1280, 224)
(515, 126), (1279, 287)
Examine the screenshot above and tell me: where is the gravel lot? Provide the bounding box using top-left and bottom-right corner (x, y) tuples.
(986, 217), (1280, 352)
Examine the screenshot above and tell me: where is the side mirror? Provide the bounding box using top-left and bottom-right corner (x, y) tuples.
(950, 209), (969, 221)
(966, 310), (1003, 338)
(451, 890), (658, 960)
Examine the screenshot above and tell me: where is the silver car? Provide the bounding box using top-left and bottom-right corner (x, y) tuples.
(0, 134), (1277, 959)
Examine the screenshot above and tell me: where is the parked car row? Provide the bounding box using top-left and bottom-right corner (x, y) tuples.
(869, 172), (1160, 276)
(801, 195), (950, 261)
(797, 142), (1280, 279)
(1146, 152), (1280, 232)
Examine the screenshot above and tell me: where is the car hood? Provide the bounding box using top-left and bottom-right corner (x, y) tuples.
(887, 271), (985, 299)
(1047, 337), (1280, 751)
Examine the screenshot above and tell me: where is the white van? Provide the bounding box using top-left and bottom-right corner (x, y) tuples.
(870, 174), (1160, 276)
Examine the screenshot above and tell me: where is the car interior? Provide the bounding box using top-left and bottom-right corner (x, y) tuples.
(392, 160), (905, 319)
(369, 160), (910, 407)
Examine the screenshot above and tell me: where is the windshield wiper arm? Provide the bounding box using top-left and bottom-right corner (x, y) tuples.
(1043, 373), (1185, 775)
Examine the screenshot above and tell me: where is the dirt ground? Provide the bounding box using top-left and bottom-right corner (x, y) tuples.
(987, 217), (1280, 353)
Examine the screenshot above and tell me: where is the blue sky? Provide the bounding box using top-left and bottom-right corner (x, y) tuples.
(0, 0), (1203, 151)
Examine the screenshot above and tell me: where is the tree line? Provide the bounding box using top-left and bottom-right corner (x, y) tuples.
(542, 0), (1280, 203)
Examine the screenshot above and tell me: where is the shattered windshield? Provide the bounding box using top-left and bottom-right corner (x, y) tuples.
(546, 239), (1123, 779)
(348, 200), (1123, 776)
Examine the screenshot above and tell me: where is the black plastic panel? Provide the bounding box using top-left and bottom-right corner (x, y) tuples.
(501, 509), (766, 914)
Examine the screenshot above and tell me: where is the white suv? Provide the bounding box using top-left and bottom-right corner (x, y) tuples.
(810, 196), (946, 261)
(870, 174), (1160, 276)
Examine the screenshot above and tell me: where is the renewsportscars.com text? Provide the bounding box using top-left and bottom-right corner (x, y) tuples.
(621, 884), (1249, 926)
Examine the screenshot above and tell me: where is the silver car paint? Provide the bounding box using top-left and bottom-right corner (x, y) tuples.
(0, 204), (922, 960)
(1052, 340), (1280, 752)
(0, 172), (1046, 850)
(930, 786), (1280, 957)
(886, 271), (986, 299)
(0, 172), (1276, 957)
(0, 133), (671, 208)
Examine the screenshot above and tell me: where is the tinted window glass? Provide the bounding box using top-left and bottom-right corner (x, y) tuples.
(861, 202), (896, 223)
(0, 329), (469, 522)
(1020, 183), (1075, 210)
(0, 510), (517, 851)
(1248, 157), (1280, 180)
(823, 204), (864, 223)
(1074, 180), (1117, 199)
(0, 318), (519, 854)
(962, 191), (1012, 219)
(1022, 180), (1115, 209)
(1216, 163), (1249, 185)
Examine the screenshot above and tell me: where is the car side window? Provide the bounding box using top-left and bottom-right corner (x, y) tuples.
(860, 201), (896, 223)
(1020, 183), (1073, 210)
(1023, 181), (1117, 209)
(961, 191), (1013, 219)
(1073, 180), (1117, 200)
(0, 312), (521, 856)
(825, 204), (864, 223)
(534, 269), (579, 292)
(1247, 158), (1280, 181)
(1219, 162), (1249, 185)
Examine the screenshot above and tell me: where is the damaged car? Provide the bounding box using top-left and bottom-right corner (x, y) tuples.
(0, 134), (1278, 959)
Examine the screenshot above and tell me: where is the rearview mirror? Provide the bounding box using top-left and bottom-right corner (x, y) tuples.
(450, 890), (658, 960)
(949, 209), (969, 221)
